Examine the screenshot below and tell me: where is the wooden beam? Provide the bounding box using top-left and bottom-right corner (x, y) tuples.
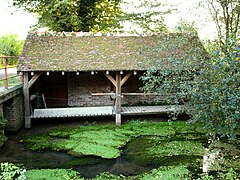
(120, 71), (132, 87)
(28, 72), (43, 89)
(115, 72), (121, 125)
(91, 92), (115, 96)
(103, 73), (117, 87)
(122, 93), (158, 96)
(92, 92), (157, 96)
(23, 72), (31, 128)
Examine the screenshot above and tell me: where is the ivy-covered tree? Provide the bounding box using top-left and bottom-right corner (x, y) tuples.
(142, 38), (239, 139)
(140, 1), (240, 139)
(13, 0), (123, 32)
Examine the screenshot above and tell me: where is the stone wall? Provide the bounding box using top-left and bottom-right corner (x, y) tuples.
(3, 93), (24, 132)
(0, 104), (7, 147)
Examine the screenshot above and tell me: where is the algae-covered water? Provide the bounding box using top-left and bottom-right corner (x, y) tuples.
(0, 117), (239, 179)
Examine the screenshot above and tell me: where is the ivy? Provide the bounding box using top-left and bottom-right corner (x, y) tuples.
(142, 39), (240, 139)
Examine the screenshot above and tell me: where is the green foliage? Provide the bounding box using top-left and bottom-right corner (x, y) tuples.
(0, 116), (7, 129)
(0, 162), (26, 180)
(0, 34), (23, 65)
(142, 39), (240, 139)
(174, 20), (198, 35)
(13, 0), (122, 32)
(0, 116), (7, 147)
(122, 0), (171, 33)
(198, 168), (240, 180)
(208, 140), (240, 171)
(24, 169), (82, 180)
(93, 172), (122, 180)
(136, 165), (191, 180)
(206, 0), (240, 53)
(221, 168), (239, 180)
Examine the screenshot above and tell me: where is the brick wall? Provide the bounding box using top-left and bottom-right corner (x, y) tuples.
(68, 72), (159, 107)
(68, 72), (114, 106)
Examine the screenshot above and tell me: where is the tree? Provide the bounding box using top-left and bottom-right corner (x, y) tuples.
(121, 0), (173, 33)
(142, 37), (239, 139)
(173, 20), (198, 35)
(206, 0), (240, 52)
(0, 34), (24, 65)
(139, 0), (240, 139)
(13, 0), (123, 32)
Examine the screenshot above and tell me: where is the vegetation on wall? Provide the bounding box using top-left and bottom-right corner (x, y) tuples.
(0, 116), (7, 147)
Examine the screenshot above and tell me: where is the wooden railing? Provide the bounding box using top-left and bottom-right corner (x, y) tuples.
(0, 56), (22, 89)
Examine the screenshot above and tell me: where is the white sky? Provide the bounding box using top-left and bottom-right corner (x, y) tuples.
(0, 0), (217, 40)
(0, 0), (36, 39)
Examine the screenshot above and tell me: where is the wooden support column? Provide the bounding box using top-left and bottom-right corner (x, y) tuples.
(115, 72), (121, 125)
(23, 72), (31, 128)
(103, 71), (133, 125)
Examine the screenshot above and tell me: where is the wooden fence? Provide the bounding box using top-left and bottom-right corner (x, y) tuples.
(0, 56), (22, 89)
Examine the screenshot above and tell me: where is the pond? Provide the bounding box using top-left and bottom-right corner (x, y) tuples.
(0, 117), (239, 179)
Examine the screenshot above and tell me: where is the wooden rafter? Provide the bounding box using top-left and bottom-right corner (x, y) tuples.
(104, 73), (117, 87)
(103, 71), (133, 87)
(28, 72), (43, 89)
(120, 72), (132, 87)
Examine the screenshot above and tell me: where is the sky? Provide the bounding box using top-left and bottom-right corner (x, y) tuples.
(0, 0), (217, 40)
(0, 0), (36, 39)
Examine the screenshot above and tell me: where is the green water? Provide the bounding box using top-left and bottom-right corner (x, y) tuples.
(0, 119), (239, 179)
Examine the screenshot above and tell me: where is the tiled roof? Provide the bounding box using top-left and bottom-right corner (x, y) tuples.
(17, 33), (208, 72)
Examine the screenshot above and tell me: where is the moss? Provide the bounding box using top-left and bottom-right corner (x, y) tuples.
(19, 33), (208, 72)
(22, 121), (207, 159)
(24, 169), (83, 180)
(21, 134), (51, 150)
(124, 135), (204, 167)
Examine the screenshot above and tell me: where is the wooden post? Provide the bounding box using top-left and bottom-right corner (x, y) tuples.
(23, 72), (31, 128)
(3, 56), (8, 89)
(115, 72), (121, 125)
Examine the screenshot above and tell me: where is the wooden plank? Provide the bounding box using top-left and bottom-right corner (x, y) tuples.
(42, 94), (47, 109)
(104, 73), (116, 87)
(28, 72), (43, 89)
(91, 92), (157, 96)
(122, 93), (158, 96)
(115, 72), (121, 125)
(91, 92), (115, 96)
(23, 72), (31, 128)
(120, 71), (132, 87)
